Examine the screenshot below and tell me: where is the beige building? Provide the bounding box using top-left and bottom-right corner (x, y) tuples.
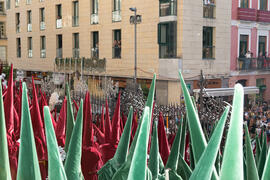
(6, 0), (231, 105)
(0, 0), (7, 63)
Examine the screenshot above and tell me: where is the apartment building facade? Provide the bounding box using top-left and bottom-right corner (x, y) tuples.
(0, 0), (7, 63)
(6, 0), (231, 105)
(230, 0), (270, 101)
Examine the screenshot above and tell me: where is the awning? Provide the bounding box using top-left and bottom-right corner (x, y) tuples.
(193, 86), (259, 97)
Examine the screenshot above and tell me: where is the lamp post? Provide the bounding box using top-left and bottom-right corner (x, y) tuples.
(129, 7), (141, 84)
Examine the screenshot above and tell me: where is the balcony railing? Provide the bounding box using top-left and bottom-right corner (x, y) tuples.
(159, 44), (177, 58)
(56, 48), (62, 58)
(112, 10), (121, 22)
(40, 49), (46, 58)
(238, 8), (257, 21)
(72, 16), (79, 27)
(91, 13), (99, 24)
(237, 57), (270, 71)
(257, 10), (270, 23)
(27, 23), (32, 32)
(91, 47), (99, 59)
(203, 46), (215, 59)
(73, 48), (80, 58)
(159, 0), (177, 17)
(40, 21), (45, 30)
(56, 19), (62, 29)
(28, 49), (33, 58)
(203, 4), (215, 18)
(16, 24), (20, 33)
(112, 47), (121, 58)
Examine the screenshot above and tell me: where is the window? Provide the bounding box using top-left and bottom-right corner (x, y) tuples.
(203, 26), (215, 59)
(91, 31), (99, 58)
(92, 0), (98, 14)
(113, 0), (121, 11)
(16, 38), (21, 58)
(40, 8), (45, 30)
(27, 10), (32, 32)
(73, 1), (79, 27)
(73, 33), (79, 58)
(56, 4), (62, 28)
(56, 34), (62, 58)
(158, 22), (177, 58)
(258, 36), (267, 56)
(159, 0), (177, 16)
(260, 0), (268, 10)
(16, 13), (20, 33)
(239, 35), (248, 57)
(0, 2), (4, 13)
(40, 36), (46, 58)
(240, 0), (249, 8)
(15, 0), (19, 7)
(28, 37), (32, 58)
(113, 29), (121, 58)
(112, 0), (121, 22)
(0, 22), (6, 39)
(6, 0), (10, 10)
(203, 0), (215, 18)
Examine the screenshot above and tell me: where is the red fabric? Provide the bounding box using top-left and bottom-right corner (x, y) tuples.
(56, 98), (67, 147)
(110, 92), (121, 144)
(73, 99), (79, 111)
(13, 108), (20, 141)
(82, 92), (94, 147)
(185, 132), (190, 165)
(99, 143), (117, 164)
(168, 134), (176, 148)
(104, 100), (112, 143)
(158, 112), (170, 164)
(130, 111), (138, 143)
(99, 106), (105, 134)
(93, 124), (105, 144)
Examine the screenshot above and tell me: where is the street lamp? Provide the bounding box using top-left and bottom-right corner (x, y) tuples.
(129, 7), (142, 84)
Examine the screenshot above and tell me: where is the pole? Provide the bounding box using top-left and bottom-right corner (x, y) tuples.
(134, 9), (137, 85)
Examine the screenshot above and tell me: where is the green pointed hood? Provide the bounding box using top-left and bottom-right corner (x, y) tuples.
(148, 121), (159, 179)
(44, 106), (67, 180)
(190, 106), (230, 180)
(145, 74), (156, 119)
(17, 83), (41, 180)
(261, 135), (270, 179)
(98, 107), (133, 179)
(64, 83), (75, 153)
(220, 84), (244, 180)
(179, 116), (187, 157)
(64, 99), (84, 180)
(244, 124), (259, 180)
(258, 132), (267, 178)
(0, 81), (11, 180)
(255, 134), (261, 165)
(127, 107), (150, 180)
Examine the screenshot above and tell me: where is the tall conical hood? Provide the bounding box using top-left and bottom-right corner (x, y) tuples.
(111, 92), (121, 144)
(105, 100), (112, 143)
(31, 77), (47, 160)
(99, 105), (105, 133)
(56, 97), (67, 147)
(93, 123), (105, 144)
(145, 74), (156, 119)
(4, 64), (14, 137)
(127, 107), (150, 180)
(64, 99), (84, 179)
(0, 82), (11, 180)
(82, 92), (93, 147)
(44, 106), (67, 180)
(148, 121), (159, 179)
(17, 83), (41, 180)
(158, 112), (170, 164)
(64, 83), (75, 153)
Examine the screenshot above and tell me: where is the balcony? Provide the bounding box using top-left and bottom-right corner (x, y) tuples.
(237, 57), (270, 71)
(28, 49), (33, 58)
(56, 48), (62, 58)
(40, 49), (46, 58)
(56, 19), (62, 29)
(91, 47), (99, 59)
(72, 16), (79, 27)
(159, 0), (177, 17)
(91, 13), (99, 24)
(203, 4), (215, 18)
(40, 21), (45, 30)
(237, 8), (257, 21)
(16, 24), (20, 33)
(27, 24), (32, 32)
(257, 10), (270, 23)
(112, 10), (121, 22)
(73, 48), (80, 58)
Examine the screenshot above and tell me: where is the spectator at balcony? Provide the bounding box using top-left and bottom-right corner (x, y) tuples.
(258, 51), (264, 69)
(244, 51), (252, 70)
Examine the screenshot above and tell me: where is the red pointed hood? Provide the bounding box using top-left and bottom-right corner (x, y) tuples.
(82, 92), (94, 147)
(104, 100), (112, 143)
(56, 97), (67, 147)
(93, 123), (105, 144)
(30, 77), (47, 160)
(158, 112), (170, 164)
(110, 92), (121, 144)
(99, 105), (105, 133)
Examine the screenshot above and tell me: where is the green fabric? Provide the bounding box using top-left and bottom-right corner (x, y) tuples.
(17, 83), (41, 180)
(220, 84), (244, 180)
(64, 84), (75, 153)
(145, 74), (156, 119)
(64, 99), (84, 180)
(98, 107), (133, 179)
(258, 132), (267, 178)
(44, 106), (67, 180)
(176, 155), (192, 180)
(189, 106), (229, 180)
(255, 134), (261, 165)
(149, 121), (159, 179)
(0, 83), (11, 180)
(179, 116), (187, 157)
(127, 107), (151, 180)
(261, 135), (270, 179)
(244, 124), (259, 180)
